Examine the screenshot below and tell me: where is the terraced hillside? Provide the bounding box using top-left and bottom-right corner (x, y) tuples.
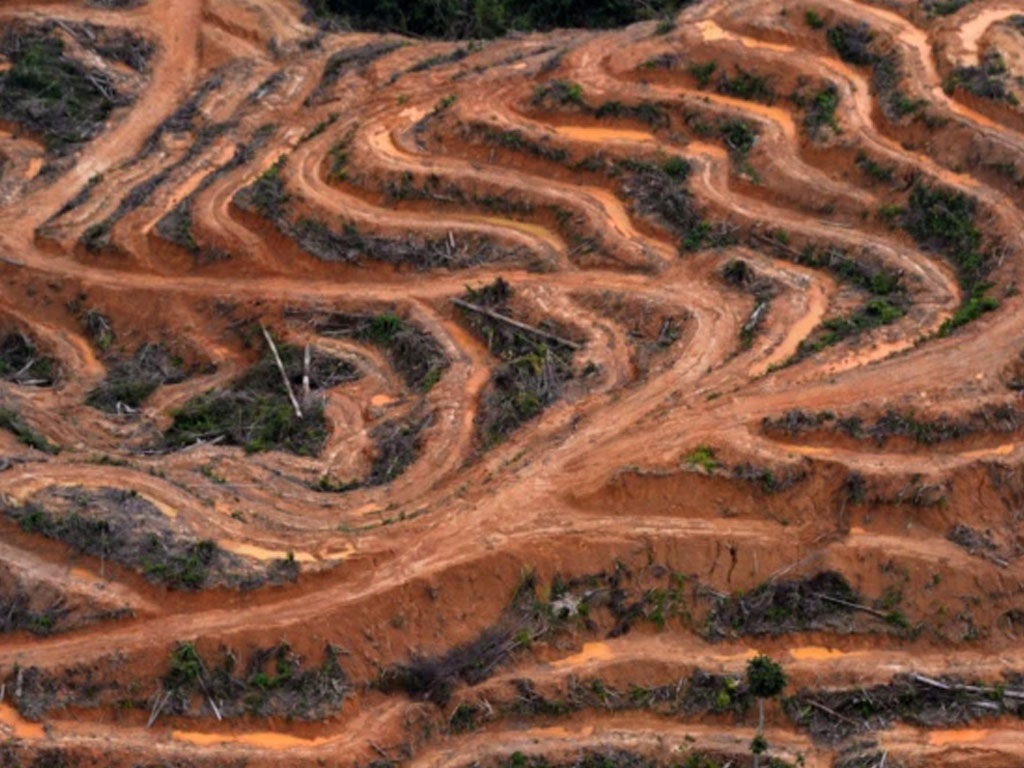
(2, 0), (1024, 766)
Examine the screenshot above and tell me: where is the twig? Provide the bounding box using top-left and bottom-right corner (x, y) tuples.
(369, 741), (390, 759)
(260, 323), (303, 419)
(180, 435), (226, 453)
(812, 592), (890, 619)
(147, 689), (168, 728)
(451, 298), (581, 350)
(805, 698), (860, 727)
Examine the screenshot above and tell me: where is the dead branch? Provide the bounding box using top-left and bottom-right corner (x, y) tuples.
(260, 322), (303, 419)
(147, 689), (168, 728)
(805, 698), (860, 727)
(812, 592), (890, 620)
(909, 672), (1024, 701)
(451, 298), (581, 350)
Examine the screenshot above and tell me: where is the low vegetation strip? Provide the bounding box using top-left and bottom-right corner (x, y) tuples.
(4, 486), (298, 590)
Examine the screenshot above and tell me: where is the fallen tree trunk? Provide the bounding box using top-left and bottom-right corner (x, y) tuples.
(260, 323), (303, 419)
(451, 298), (581, 350)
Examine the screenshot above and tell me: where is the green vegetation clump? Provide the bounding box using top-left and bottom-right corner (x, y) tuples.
(855, 152), (894, 183)
(0, 26), (130, 153)
(900, 184), (998, 335)
(685, 445), (719, 472)
(161, 642), (348, 720)
(531, 82), (668, 130)
(238, 158), (290, 220)
(688, 61), (716, 88)
(86, 343), (187, 413)
(792, 298), (905, 361)
(532, 80), (585, 108)
(923, 0), (974, 16)
(718, 119), (758, 158)
(303, 0), (691, 39)
(945, 51), (1018, 105)
(165, 341), (359, 455)
(760, 239), (910, 362)
(798, 82), (841, 138)
(715, 66), (775, 104)
(826, 21), (877, 66)
(315, 312), (449, 391)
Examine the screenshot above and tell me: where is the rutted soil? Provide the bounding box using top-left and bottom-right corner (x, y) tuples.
(1, 0), (1024, 767)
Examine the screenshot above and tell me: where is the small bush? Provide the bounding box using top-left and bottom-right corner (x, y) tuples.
(826, 21), (877, 66)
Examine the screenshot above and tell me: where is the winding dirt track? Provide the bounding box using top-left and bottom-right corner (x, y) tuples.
(2, 0), (1024, 766)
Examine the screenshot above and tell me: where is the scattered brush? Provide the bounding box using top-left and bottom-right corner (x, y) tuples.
(787, 672), (1024, 743)
(314, 311), (449, 391)
(166, 339), (358, 455)
(0, 24), (132, 153)
(234, 163), (527, 268)
(379, 572), (545, 705)
(86, 343), (188, 414)
(0, 589), (69, 636)
(946, 51), (1018, 105)
(306, 40), (406, 105)
(156, 641), (348, 722)
(455, 278), (580, 445)
(721, 259), (774, 348)
(4, 486), (298, 590)
(0, 332), (58, 386)
(704, 572), (899, 639)
(621, 163), (724, 252)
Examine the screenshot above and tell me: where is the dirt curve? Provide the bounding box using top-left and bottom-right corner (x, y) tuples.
(2, 0), (1024, 766)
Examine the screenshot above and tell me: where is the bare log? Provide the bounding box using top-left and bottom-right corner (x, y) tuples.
(812, 592), (890, 620)
(451, 298), (581, 350)
(909, 672), (1024, 701)
(260, 323), (303, 419)
(302, 343), (312, 401)
(805, 698), (860, 727)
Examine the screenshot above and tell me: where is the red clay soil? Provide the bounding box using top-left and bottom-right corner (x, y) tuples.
(2, 0), (1024, 766)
